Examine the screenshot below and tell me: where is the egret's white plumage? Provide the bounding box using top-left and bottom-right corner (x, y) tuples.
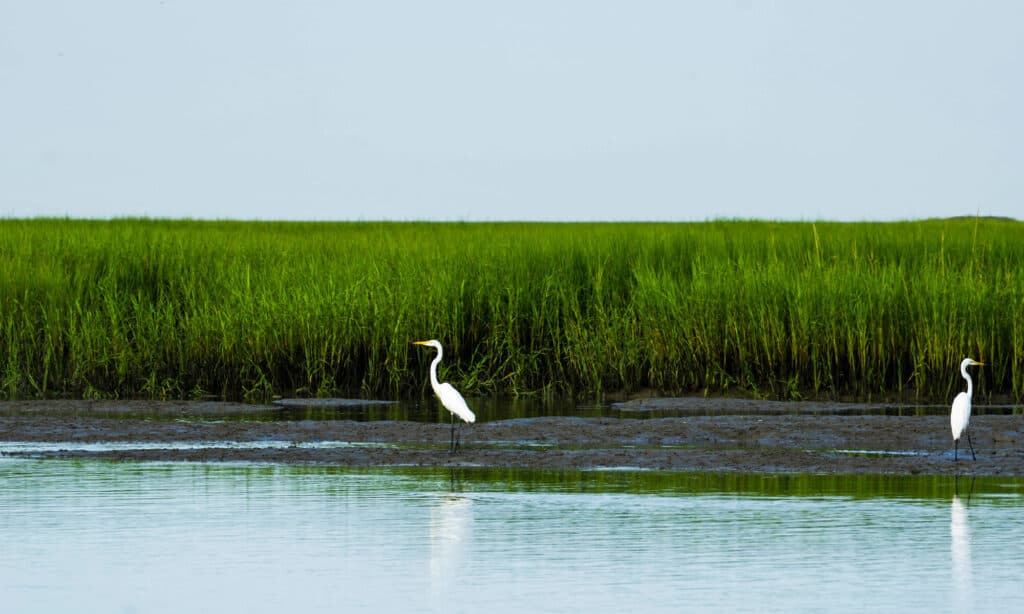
(950, 357), (983, 461)
(950, 393), (971, 442)
(414, 339), (475, 452)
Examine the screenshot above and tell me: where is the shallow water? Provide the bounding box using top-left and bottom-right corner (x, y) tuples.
(1, 460), (1022, 613)
(272, 396), (1023, 421)
(5, 396), (1021, 423)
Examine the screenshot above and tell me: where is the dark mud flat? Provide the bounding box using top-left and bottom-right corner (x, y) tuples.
(1, 400), (1022, 475)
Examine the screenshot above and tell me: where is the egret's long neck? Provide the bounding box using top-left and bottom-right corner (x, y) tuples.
(961, 363), (973, 398)
(429, 347), (443, 391)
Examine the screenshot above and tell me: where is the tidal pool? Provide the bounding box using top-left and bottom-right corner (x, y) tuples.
(1, 459), (1021, 613)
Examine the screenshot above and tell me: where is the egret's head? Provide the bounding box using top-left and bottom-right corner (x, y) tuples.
(961, 357), (985, 368)
(413, 339), (441, 351)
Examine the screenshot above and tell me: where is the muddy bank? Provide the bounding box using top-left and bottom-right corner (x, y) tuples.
(1, 400), (1022, 475)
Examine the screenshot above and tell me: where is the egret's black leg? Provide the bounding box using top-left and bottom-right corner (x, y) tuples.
(452, 409), (460, 452)
(966, 429), (976, 461)
(954, 439), (959, 462)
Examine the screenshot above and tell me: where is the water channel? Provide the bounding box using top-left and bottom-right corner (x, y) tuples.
(2, 458), (1021, 613)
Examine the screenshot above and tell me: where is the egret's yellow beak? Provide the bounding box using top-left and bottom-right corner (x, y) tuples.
(412, 340), (429, 346)
(977, 361), (985, 366)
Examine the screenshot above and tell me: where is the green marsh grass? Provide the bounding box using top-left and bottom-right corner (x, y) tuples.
(1, 218), (1021, 402)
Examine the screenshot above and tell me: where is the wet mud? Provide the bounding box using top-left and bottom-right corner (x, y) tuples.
(1, 400), (1022, 475)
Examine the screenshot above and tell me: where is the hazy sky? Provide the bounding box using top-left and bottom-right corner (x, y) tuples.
(2, 1), (1021, 221)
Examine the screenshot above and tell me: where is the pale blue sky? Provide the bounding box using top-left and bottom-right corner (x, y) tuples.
(2, 1), (1021, 221)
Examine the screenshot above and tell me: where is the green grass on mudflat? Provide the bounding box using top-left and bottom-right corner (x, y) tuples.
(1, 218), (1021, 402)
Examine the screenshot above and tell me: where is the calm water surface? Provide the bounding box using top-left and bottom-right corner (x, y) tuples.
(1, 459), (1022, 613)
(9, 397), (1021, 422)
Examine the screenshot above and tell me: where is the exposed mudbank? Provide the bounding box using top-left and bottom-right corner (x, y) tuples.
(1, 400), (1021, 475)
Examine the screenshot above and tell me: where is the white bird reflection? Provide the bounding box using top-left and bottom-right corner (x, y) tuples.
(951, 478), (973, 610)
(429, 493), (473, 605)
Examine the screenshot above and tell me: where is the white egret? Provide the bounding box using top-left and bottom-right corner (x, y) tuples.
(950, 357), (984, 461)
(413, 340), (476, 453)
